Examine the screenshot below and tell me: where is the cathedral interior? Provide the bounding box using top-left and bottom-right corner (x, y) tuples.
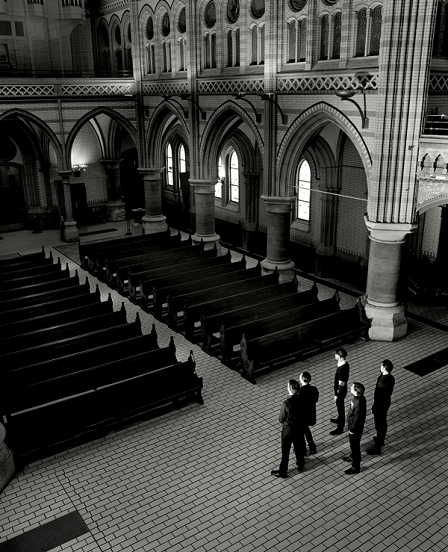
(0, 1), (448, 552)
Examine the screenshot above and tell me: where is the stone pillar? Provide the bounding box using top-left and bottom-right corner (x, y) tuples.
(58, 170), (78, 242)
(190, 180), (220, 251)
(242, 172), (260, 251)
(0, 422), (15, 494)
(261, 196), (295, 282)
(365, 219), (415, 341)
(315, 189), (339, 277)
(139, 167), (168, 234)
(101, 160), (125, 222)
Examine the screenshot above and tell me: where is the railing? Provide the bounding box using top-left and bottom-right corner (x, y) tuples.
(0, 68), (133, 78)
(423, 114), (448, 136)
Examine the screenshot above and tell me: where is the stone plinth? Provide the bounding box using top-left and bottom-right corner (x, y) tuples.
(0, 423), (15, 495)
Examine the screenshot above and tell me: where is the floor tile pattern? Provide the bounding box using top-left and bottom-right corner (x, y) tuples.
(1, 225), (447, 552)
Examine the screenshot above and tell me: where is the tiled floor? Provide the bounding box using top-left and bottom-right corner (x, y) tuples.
(1, 224), (447, 552)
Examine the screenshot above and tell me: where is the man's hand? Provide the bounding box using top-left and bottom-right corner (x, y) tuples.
(349, 431), (353, 435)
(334, 395), (338, 402)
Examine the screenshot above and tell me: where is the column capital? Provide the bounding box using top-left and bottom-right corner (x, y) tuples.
(190, 179), (216, 194)
(57, 170), (73, 181)
(262, 195), (294, 213)
(364, 216), (417, 244)
(101, 159), (123, 170)
(138, 167), (165, 179)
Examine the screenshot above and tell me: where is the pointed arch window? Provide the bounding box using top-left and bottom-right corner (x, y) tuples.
(165, 141), (188, 192)
(356, 8), (367, 57)
(230, 151), (239, 202)
(216, 148), (240, 207)
(320, 15), (329, 60)
(166, 143), (174, 187)
(369, 6), (382, 55)
(296, 159), (311, 221)
(287, 19), (306, 63)
(179, 144), (186, 185)
(332, 12), (342, 59)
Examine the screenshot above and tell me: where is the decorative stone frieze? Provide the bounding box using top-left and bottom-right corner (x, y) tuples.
(278, 74), (378, 93)
(143, 83), (189, 96)
(198, 80), (264, 95)
(0, 85), (54, 97)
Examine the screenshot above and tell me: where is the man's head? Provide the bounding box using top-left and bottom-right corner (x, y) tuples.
(351, 382), (365, 397)
(334, 347), (347, 361)
(381, 359), (393, 374)
(299, 372), (311, 385)
(288, 379), (300, 395)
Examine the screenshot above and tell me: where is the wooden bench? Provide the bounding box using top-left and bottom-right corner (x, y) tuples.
(6, 351), (203, 462)
(0, 262), (70, 291)
(116, 242), (210, 293)
(311, 304), (370, 349)
(152, 259), (248, 318)
(0, 246), (46, 268)
(220, 293), (339, 365)
(79, 228), (170, 270)
(139, 250), (233, 310)
(0, 294), (114, 340)
(0, 303), (128, 354)
(0, 284), (101, 325)
(176, 271), (281, 337)
(3, 325), (160, 390)
(200, 283), (318, 353)
(0, 276), (87, 312)
(90, 230), (178, 274)
(0, 267), (75, 303)
(0, 252), (55, 280)
(105, 235), (195, 285)
(0, 313), (141, 372)
(4, 338), (178, 414)
(240, 304), (370, 383)
(127, 245), (219, 300)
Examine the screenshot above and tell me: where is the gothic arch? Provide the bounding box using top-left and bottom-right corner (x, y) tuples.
(277, 101), (371, 194)
(201, 100), (264, 179)
(417, 195), (448, 214)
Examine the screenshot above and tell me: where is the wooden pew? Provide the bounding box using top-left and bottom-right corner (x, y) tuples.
(4, 338), (178, 414)
(116, 241), (208, 293)
(0, 302), (128, 354)
(0, 266), (74, 303)
(200, 283), (318, 353)
(220, 293), (339, 365)
(0, 262), (70, 291)
(151, 258), (248, 317)
(106, 234), (195, 285)
(0, 294), (114, 339)
(0, 275), (86, 313)
(3, 325), (160, 389)
(79, 228), (170, 270)
(126, 245), (219, 300)
(0, 284), (101, 325)
(6, 352), (203, 462)
(240, 305), (369, 383)
(174, 271), (281, 336)
(90, 230), (179, 274)
(0, 313), (141, 372)
(311, 303), (370, 349)
(0, 251), (55, 280)
(0, 246), (46, 268)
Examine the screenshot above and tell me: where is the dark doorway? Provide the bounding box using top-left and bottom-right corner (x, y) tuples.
(120, 149), (144, 210)
(70, 183), (88, 225)
(0, 164), (27, 230)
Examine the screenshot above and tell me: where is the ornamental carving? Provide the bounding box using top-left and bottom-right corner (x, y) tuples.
(227, 0), (240, 23)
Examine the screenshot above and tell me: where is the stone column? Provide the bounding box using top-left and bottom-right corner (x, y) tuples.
(101, 159), (125, 222)
(0, 422), (15, 494)
(190, 179), (220, 251)
(365, 220), (414, 341)
(261, 196), (295, 282)
(139, 167), (167, 234)
(242, 172), (260, 251)
(315, 189), (339, 277)
(58, 170), (78, 242)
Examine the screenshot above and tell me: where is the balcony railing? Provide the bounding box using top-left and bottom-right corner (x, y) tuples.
(0, 68), (133, 79)
(423, 114), (448, 136)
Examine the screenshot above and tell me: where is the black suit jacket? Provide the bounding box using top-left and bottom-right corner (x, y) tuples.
(298, 384), (319, 426)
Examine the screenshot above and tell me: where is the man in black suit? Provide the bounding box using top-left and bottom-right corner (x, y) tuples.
(271, 379), (306, 478)
(299, 371), (319, 455)
(343, 382), (367, 474)
(366, 359), (395, 455)
(330, 347), (350, 435)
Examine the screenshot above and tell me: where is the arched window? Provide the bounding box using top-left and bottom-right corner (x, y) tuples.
(148, 44), (156, 73)
(287, 19), (306, 63)
(204, 33), (216, 68)
(227, 31), (233, 66)
(216, 156), (224, 198)
(179, 144), (186, 186)
(288, 21), (296, 62)
(205, 34), (211, 68)
(356, 9), (367, 57)
(260, 25), (265, 64)
(320, 15), (329, 60)
(369, 6), (382, 55)
(333, 12), (342, 59)
(433, 2), (448, 57)
(179, 39), (185, 71)
(230, 151), (239, 202)
(216, 149), (240, 205)
(235, 29), (240, 66)
(296, 159), (311, 221)
(166, 143), (174, 187)
(211, 33), (217, 67)
(251, 26), (258, 64)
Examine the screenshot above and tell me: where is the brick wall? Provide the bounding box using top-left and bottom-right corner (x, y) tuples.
(422, 207), (441, 259)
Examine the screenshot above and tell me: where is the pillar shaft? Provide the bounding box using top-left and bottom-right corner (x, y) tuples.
(58, 170), (79, 242)
(190, 180), (220, 248)
(101, 159), (122, 201)
(138, 167), (167, 234)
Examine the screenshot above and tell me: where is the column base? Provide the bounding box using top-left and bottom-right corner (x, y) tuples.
(106, 201), (126, 222)
(0, 443), (15, 494)
(261, 259), (295, 283)
(365, 303), (408, 341)
(63, 220), (79, 242)
(192, 233), (221, 253)
(141, 214), (168, 235)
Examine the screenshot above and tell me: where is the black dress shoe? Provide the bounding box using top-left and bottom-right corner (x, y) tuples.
(330, 429), (343, 435)
(330, 418), (339, 424)
(345, 467), (360, 475)
(296, 465), (304, 473)
(342, 456), (352, 462)
(271, 470), (287, 478)
(366, 447), (381, 455)
(373, 436), (385, 446)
